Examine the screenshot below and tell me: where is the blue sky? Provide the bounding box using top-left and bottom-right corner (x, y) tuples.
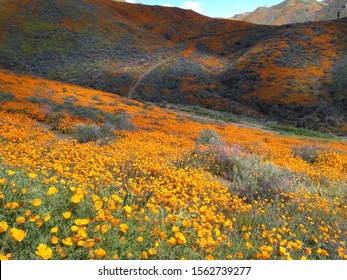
(124, 0), (322, 18)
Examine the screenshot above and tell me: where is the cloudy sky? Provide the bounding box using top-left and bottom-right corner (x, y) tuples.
(124, 0), (319, 18)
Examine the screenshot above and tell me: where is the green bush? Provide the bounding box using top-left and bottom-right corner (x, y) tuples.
(74, 122), (120, 144)
(71, 106), (100, 122)
(195, 129), (222, 146)
(111, 114), (135, 131)
(269, 125), (338, 139)
(292, 145), (320, 164)
(0, 91), (16, 102)
(74, 124), (102, 143)
(180, 143), (304, 203)
(227, 153), (299, 203)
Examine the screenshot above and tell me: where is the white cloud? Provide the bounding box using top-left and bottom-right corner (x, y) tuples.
(180, 1), (204, 14)
(125, 0), (138, 3)
(163, 3), (174, 7)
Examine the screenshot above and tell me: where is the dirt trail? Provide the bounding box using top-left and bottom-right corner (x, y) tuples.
(128, 55), (176, 99)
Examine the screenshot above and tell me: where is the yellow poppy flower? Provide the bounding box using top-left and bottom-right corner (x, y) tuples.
(62, 237), (73, 246)
(123, 205), (132, 214)
(51, 227), (59, 233)
(174, 232), (186, 245)
(148, 248), (157, 256)
(94, 200), (103, 210)
(119, 224), (128, 233)
(167, 237), (176, 246)
(10, 228), (26, 242)
(171, 226), (180, 233)
(137, 236), (144, 243)
(31, 198), (42, 207)
(62, 212), (71, 219)
(71, 195), (81, 204)
(94, 248), (106, 258)
(36, 244), (52, 260)
(0, 221), (9, 233)
(71, 225), (78, 232)
(16, 217), (25, 225)
(51, 236), (59, 245)
(47, 187), (58, 195)
(0, 253), (9, 260)
(28, 173), (37, 180)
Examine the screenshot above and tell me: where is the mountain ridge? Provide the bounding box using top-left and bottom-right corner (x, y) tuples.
(313, 0), (347, 20)
(0, 0), (346, 135)
(231, 0), (327, 25)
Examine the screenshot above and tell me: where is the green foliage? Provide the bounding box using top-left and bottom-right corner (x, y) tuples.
(168, 105), (257, 124)
(71, 106), (100, 123)
(22, 19), (58, 34)
(25, 96), (54, 105)
(269, 125), (339, 139)
(195, 129), (222, 146)
(292, 145), (320, 164)
(111, 114), (135, 131)
(184, 106), (240, 123)
(123, 99), (141, 107)
(74, 123), (116, 144)
(225, 153), (300, 202)
(184, 134), (306, 203)
(0, 91), (16, 102)
(20, 32), (71, 57)
(73, 113), (134, 144)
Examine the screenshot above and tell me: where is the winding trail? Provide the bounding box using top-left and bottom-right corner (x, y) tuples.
(128, 55), (176, 99)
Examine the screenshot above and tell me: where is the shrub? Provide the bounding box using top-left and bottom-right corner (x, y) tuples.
(176, 114), (185, 122)
(74, 122), (118, 144)
(71, 106), (100, 122)
(0, 91), (16, 102)
(123, 99), (141, 107)
(292, 145), (320, 164)
(25, 96), (54, 105)
(195, 129), (222, 146)
(74, 124), (101, 143)
(111, 114), (135, 131)
(180, 143), (304, 203)
(227, 153), (299, 203)
(269, 125), (338, 139)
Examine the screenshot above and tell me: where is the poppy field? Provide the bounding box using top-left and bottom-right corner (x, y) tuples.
(0, 70), (346, 260)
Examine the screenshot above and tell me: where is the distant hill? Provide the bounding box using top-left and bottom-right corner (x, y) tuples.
(231, 0), (327, 25)
(231, 12), (250, 21)
(313, 0), (347, 20)
(0, 0), (346, 134)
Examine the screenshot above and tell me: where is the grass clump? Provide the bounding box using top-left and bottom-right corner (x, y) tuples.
(75, 124), (103, 143)
(111, 114), (135, 131)
(196, 128), (222, 146)
(74, 114), (134, 143)
(74, 123), (118, 144)
(188, 145), (301, 203)
(292, 145), (320, 164)
(226, 153), (299, 203)
(187, 129), (305, 203)
(269, 125), (339, 140)
(0, 91), (16, 102)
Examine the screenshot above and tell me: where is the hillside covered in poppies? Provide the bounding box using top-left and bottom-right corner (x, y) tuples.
(0, 0), (347, 261)
(0, 0), (346, 134)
